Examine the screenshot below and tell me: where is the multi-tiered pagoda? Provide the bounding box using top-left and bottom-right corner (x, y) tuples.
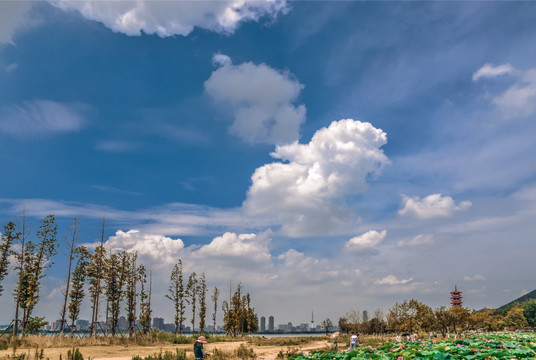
(450, 285), (463, 307)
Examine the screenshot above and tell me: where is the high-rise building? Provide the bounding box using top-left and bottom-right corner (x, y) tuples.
(268, 316), (274, 332)
(260, 316), (266, 332)
(153, 317), (164, 330)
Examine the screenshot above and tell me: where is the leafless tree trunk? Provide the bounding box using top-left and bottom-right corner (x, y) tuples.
(59, 218), (80, 335)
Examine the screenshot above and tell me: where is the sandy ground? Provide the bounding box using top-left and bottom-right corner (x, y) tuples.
(0, 340), (328, 360)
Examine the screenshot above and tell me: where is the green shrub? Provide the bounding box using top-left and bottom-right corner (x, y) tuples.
(67, 348), (84, 360)
(0, 338), (8, 350)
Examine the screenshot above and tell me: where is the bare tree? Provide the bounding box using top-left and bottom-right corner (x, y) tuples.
(87, 218), (107, 337)
(186, 272), (198, 333)
(13, 209), (29, 336)
(211, 287), (220, 336)
(59, 218), (80, 335)
(198, 273), (207, 334)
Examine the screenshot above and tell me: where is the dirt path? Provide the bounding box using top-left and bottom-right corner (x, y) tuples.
(0, 340), (329, 360)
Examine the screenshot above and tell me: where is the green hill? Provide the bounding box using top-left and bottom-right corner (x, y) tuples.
(499, 288), (536, 310)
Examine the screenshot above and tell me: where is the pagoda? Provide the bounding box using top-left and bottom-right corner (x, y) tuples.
(450, 285), (463, 307)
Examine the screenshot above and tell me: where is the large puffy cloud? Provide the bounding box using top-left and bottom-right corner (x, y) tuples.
(473, 63), (536, 119)
(0, 1), (32, 44)
(205, 56), (306, 145)
(195, 231), (271, 267)
(345, 230), (386, 253)
(104, 229), (185, 265)
(244, 119), (389, 236)
(0, 100), (87, 138)
(52, 0), (287, 37)
(398, 193), (471, 219)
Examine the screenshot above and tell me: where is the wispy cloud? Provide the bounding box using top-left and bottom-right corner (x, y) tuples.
(397, 234), (435, 248)
(375, 275), (413, 286)
(95, 140), (139, 152)
(92, 185), (145, 197)
(472, 63), (515, 81)
(0, 100), (87, 138)
(463, 274), (486, 281)
(474, 64), (536, 120)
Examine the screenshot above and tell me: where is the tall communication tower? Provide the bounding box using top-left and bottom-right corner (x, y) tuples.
(311, 311), (314, 327)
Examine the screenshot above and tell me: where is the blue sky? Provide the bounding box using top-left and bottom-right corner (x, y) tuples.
(1, 1), (536, 327)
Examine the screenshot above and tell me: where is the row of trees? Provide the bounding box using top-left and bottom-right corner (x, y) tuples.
(337, 298), (536, 335)
(0, 214), (259, 337)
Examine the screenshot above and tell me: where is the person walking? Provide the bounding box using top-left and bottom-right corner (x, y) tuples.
(194, 336), (208, 360)
(348, 332), (358, 350)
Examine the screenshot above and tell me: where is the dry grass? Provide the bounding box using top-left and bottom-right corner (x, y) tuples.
(0, 335), (327, 360)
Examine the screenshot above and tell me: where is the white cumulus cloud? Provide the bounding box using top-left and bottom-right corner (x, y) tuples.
(52, 0), (287, 37)
(397, 234), (435, 248)
(0, 100), (87, 138)
(195, 231), (271, 267)
(375, 275), (413, 286)
(243, 119), (389, 237)
(205, 56), (306, 145)
(345, 230), (386, 252)
(472, 63), (515, 81)
(105, 229), (185, 265)
(398, 193), (471, 219)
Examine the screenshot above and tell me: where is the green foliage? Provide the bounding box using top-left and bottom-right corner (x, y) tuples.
(26, 316), (48, 334)
(0, 221), (18, 296)
(222, 283), (259, 336)
(289, 332), (536, 360)
(68, 246), (90, 331)
(15, 215), (58, 334)
(105, 250), (128, 336)
(165, 260), (187, 335)
(0, 338), (8, 350)
(66, 348), (83, 360)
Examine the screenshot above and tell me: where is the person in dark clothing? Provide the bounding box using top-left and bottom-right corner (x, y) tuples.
(194, 336), (208, 359)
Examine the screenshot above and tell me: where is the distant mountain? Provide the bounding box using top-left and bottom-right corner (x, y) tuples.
(499, 289), (536, 310)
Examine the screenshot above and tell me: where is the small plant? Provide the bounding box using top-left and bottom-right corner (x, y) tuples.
(67, 348), (84, 360)
(275, 347), (302, 360)
(234, 343), (255, 360)
(209, 347), (233, 360)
